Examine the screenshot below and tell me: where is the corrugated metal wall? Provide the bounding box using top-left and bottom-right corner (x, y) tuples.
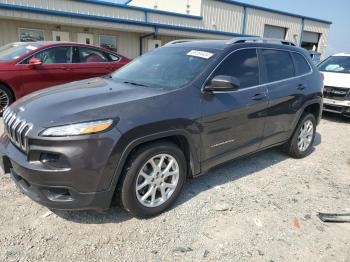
(0, 18), (142, 58)
(201, 0), (243, 33)
(1, 0), (145, 20)
(245, 8), (302, 44)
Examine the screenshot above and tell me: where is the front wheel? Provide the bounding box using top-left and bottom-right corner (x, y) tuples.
(0, 84), (14, 115)
(117, 141), (187, 218)
(283, 113), (316, 158)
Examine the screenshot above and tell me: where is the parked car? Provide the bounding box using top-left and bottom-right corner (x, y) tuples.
(0, 42), (130, 113)
(318, 53), (350, 117)
(0, 37), (323, 217)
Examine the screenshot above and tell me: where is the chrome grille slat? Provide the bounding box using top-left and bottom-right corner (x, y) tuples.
(2, 108), (33, 152)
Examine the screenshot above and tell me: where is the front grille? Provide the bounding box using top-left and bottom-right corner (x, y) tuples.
(323, 86), (350, 101)
(3, 108), (33, 152)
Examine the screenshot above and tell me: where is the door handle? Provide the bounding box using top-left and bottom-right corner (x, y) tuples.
(251, 92), (267, 101)
(297, 84), (306, 90)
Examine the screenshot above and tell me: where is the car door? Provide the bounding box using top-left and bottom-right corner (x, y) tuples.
(71, 46), (112, 79)
(259, 49), (306, 148)
(17, 46), (76, 96)
(200, 48), (268, 169)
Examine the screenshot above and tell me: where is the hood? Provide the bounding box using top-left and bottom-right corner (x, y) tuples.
(322, 71), (350, 88)
(10, 77), (166, 129)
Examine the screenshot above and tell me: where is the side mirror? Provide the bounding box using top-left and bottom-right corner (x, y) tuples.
(28, 57), (42, 66)
(204, 75), (240, 92)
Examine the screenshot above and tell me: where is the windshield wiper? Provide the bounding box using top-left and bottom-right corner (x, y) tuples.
(123, 81), (149, 87)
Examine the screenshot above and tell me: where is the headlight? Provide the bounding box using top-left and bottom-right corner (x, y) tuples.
(41, 119), (113, 137)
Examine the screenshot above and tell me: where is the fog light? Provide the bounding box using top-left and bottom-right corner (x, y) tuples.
(43, 188), (73, 202)
(40, 152), (70, 169)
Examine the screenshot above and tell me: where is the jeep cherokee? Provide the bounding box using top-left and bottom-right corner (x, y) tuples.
(0, 37), (323, 217)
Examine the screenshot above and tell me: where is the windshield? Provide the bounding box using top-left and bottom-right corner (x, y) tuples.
(0, 43), (42, 61)
(318, 56), (350, 74)
(111, 47), (217, 89)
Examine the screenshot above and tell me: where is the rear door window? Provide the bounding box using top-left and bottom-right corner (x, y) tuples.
(212, 48), (260, 88)
(261, 49), (295, 82)
(292, 52), (311, 75)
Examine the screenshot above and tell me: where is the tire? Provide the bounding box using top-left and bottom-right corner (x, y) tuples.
(0, 84), (14, 115)
(117, 141), (187, 218)
(283, 113), (316, 158)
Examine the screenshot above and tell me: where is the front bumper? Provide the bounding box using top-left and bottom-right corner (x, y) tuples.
(0, 129), (121, 211)
(323, 98), (350, 117)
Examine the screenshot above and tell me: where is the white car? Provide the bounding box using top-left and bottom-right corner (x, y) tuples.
(318, 53), (350, 117)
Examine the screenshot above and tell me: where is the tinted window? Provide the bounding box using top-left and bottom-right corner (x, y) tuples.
(292, 52), (311, 75)
(79, 47), (109, 63)
(25, 46), (72, 64)
(212, 48), (259, 88)
(262, 49), (295, 82)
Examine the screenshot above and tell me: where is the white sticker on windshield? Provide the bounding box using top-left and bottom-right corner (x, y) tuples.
(187, 50), (214, 59)
(26, 45), (38, 51)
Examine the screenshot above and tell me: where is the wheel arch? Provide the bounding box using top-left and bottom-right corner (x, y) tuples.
(111, 130), (201, 190)
(0, 80), (16, 101)
(290, 97), (322, 138)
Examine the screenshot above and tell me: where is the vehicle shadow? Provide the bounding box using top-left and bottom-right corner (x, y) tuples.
(54, 133), (322, 224)
(53, 206), (131, 224)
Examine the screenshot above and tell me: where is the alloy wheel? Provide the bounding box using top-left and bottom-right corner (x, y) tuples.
(297, 119), (314, 151)
(135, 154), (179, 208)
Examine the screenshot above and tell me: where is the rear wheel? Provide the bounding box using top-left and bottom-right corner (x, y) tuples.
(283, 113), (316, 158)
(117, 141), (187, 218)
(0, 84), (14, 114)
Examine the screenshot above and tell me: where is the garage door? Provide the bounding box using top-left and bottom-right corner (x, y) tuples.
(264, 25), (286, 39)
(302, 31), (320, 44)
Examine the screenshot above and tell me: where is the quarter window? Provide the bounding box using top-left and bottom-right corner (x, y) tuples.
(78, 47), (109, 63)
(292, 52), (311, 75)
(262, 49), (295, 82)
(212, 49), (260, 88)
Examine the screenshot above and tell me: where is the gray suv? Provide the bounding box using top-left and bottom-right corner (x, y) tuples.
(0, 37), (323, 217)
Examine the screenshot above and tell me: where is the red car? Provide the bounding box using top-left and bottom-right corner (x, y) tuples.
(0, 42), (130, 113)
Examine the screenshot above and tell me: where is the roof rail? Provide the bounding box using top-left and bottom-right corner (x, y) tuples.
(227, 37), (296, 46)
(164, 39), (198, 46)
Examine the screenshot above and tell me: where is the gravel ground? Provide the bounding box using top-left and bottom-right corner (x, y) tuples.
(0, 112), (349, 262)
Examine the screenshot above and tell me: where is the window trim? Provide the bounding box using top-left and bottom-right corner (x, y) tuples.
(291, 51), (313, 76)
(18, 45), (74, 65)
(202, 47), (313, 94)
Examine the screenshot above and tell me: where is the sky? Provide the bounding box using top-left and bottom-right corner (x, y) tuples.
(236, 0), (350, 56)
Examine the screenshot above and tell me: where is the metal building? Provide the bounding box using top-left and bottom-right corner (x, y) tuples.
(0, 0), (331, 59)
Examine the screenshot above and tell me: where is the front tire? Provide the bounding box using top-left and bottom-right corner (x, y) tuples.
(283, 113), (316, 158)
(118, 141), (187, 218)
